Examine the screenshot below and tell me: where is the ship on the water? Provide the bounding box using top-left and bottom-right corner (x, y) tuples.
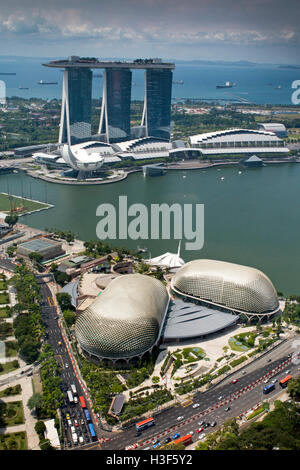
(216, 81), (237, 89)
(38, 80), (58, 85)
(0, 72), (16, 75)
(18, 86), (29, 90)
(173, 80), (184, 85)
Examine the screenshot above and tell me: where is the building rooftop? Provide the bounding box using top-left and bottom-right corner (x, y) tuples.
(18, 238), (60, 253)
(44, 57), (175, 70)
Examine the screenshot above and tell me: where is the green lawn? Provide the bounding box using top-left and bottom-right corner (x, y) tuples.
(0, 431), (27, 450)
(5, 341), (18, 358)
(0, 360), (19, 376)
(0, 192), (49, 215)
(0, 281), (7, 290)
(0, 307), (10, 318)
(0, 401), (24, 427)
(0, 384), (22, 398)
(0, 292), (9, 304)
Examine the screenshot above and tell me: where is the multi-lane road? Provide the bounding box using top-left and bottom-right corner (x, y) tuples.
(38, 278), (100, 449)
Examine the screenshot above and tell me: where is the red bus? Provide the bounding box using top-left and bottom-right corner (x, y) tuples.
(161, 434), (193, 449)
(174, 434), (193, 446)
(136, 417), (155, 431)
(79, 396), (87, 408)
(279, 375), (293, 388)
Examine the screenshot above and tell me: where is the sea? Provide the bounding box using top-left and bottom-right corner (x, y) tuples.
(0, 56), (299, 105)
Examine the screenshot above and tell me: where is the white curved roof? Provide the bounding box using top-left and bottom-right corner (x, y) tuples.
(171, 259), (279, 315)
(189, 128), (281, 146)
(148, 252), (184, 268)
(61, 144), (104, 171)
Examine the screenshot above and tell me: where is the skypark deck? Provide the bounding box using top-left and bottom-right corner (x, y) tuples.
(44, 58), (175, 70)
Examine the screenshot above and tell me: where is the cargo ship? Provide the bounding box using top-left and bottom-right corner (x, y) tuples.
(216, 81), (236, 88)
(38, 80), (58, 85)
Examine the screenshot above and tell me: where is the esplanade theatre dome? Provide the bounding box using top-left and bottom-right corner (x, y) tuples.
(171, 259), (279, 316)
(75, 274), (169, 360)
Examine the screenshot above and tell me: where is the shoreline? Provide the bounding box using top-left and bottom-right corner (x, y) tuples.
(18, 156), (300, 185)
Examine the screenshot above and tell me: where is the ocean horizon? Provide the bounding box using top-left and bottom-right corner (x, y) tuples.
(0, 56), (299, 106)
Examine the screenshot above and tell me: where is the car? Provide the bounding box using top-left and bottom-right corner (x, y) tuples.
(67, 419), (72, 426)
(81, 419), (85, 425)
(218, 396), (223, 401)
(66, 413), (70, 420)
(225, 406), (231, 412)
(241, 370), (247, 375)
(210, 421), (217, 427)
(172, 433), (180, 440)
(267, 358), (272, 363)
(285, 370), (290, 374)
(79, 436), (84, 444)
(164, 437), (172, 444)
(198, 421), (204, 427)
(231, 379), (239, 384)
(176, 416), (184, 421)
(152, 439), (159, 445)
(85, 436), (90, 443)
(198, 433), (206, 440)
(204, 422), (210, 428)
(144, 447), (151, 450)
(192, 403), (200, 408)
(73, 419), (79, 427)
(188, 431), (194, 435)
(264, 378), (269, 384)
(153, 442), (161, 449)
(271, 379), (277, 384)
(196, 427), (204, 433)
(65, 363), (69, 368)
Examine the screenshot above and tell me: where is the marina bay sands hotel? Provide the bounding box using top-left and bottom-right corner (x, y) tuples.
(44, 56), (175, 144)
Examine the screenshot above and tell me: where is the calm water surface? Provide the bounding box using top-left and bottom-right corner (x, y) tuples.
(1, 164), (300, 295)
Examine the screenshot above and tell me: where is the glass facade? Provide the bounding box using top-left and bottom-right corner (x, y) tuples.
(62, 67), (93, 144)
(146, 69), (173, 140)
(101, 68), (132, 142)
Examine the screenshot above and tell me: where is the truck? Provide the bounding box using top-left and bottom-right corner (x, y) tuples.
(67, 390), (74, 405)
(71, 384), (77, 396)
(72, 432), (78, 445)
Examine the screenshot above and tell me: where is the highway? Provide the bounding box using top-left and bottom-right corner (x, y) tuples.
(100, 337), (300, 450)
(38, 277), (100, 449)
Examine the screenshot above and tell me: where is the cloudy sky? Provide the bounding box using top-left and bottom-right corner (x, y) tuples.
(0, 0), (299, 63)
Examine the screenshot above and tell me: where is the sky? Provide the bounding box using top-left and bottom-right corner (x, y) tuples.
(0, 0), (299, 64)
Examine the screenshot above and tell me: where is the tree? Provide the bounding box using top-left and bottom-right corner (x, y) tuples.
(35, 420), (46, 437)
(5, 213), (18, 228)
(63, 309), (76, 327)
(29, 252), (43, 264)
(287, 377), (300, 399)
(28, 393), (43, 411)
(56, 292), (72, 311)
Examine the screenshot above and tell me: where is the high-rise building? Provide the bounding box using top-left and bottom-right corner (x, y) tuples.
(99, 68), (132, 142)
(142, 69), (173, 140)
(44, 57), (175, 144)
(59, 68), (93, 145)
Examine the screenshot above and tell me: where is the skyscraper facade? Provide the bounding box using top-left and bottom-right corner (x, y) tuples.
(143, 69), (173, 140)
(99, 68), (132, 142)
(60, 68), (93, 145)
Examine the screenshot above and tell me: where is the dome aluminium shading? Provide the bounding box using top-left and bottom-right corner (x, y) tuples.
(75, 274), (169, 360)
(171, 259), (279, 316)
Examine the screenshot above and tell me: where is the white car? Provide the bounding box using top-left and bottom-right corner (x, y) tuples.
(263, 378), (269, 384)
(188, 431), (194, 435)
(271, 379), (277, 384)
(176, 416), (184, 421)
(192, 403), (200, 409)
(198, 433), (206, 440)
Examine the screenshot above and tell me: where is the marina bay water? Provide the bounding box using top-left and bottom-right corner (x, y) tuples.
(1, 163), (300, 295)
(1, 56), (299, 105)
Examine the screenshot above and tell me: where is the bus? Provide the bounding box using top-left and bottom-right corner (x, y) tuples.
(88, 423), (97, 441)
(279, 375), (293, 388)
(160, 434), (193, 449)
(136, 417), (155, 432)
(263, 383), (275, 394)
(84, 409), (91, 422)
(79, 396), (86, 409)
(67, 390), (74, 405)
(71, 384), (77, 396)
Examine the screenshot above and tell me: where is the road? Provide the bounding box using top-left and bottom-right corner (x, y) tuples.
(100, 337), (300, 450)
(38, 278), (100, 449)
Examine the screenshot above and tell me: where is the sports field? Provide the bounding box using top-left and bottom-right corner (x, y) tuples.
(0, 192), (50, 215)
